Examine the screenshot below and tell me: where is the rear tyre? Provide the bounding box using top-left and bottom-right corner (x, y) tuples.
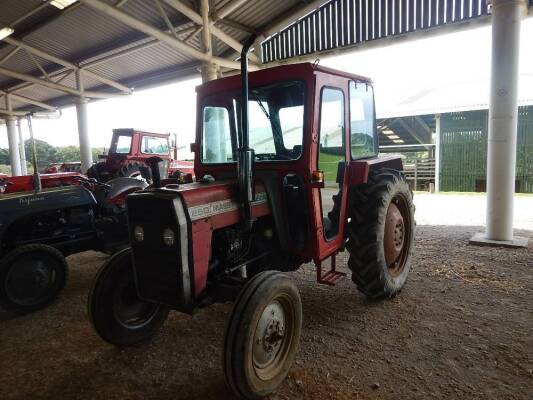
(223, 271), (302, 400)
(88, 248), (169, 346)
(346, 168), (415, 299)
(87, 161), (107, 181)
(117, 162), (151, 182)
(0, 244), (68, 314)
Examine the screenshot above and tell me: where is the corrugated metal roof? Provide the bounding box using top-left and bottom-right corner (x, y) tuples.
(0, 0), (305, 113)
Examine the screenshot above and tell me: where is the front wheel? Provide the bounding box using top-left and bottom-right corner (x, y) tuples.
(223, 271), (302, 400)
(87, 248), (169, 346)
(346, 168), (415, 298)
(0, 244), (68, 314)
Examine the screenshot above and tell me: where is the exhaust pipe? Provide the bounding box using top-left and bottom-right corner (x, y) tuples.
(146, 156), (164, 188)
(26, 114), (42, 193)
(238, 34), (257, 231)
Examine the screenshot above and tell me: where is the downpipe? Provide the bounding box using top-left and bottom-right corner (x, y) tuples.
(238, 34), (257, 231)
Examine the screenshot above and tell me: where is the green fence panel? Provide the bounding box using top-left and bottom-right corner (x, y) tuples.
(440, 106), (533, 193)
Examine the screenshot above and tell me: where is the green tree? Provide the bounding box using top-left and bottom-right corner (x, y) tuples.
(55, 146), (81, 162)
(24, 139), (58, 170)
(0, 148), (9, 165)
(92, 147), (104, 161)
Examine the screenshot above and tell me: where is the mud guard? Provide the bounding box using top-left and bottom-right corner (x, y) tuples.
(347, 155), (404, 185)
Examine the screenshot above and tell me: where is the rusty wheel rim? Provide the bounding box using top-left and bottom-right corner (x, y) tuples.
(252, 295), (296, 381)
(384, 195), (411, 278)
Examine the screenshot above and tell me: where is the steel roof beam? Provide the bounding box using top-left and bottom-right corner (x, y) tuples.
(0, 46), (21, 65)
(0, 108), (27, 116)
(8, 0), (55, 28)
(79, 0), (251, 71)
(2, 37), (131, 94)
(81, 23), (199, 69)
(217, 18), (255, 34)
(161, 0), (261, 64)
(0, 91), (56, 111)
(393, 118), (432, 150)
(0, 66), (127, 99)
(211, 0), (249, 21)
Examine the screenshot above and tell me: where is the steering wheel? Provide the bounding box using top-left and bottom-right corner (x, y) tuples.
(273, 153), (293, 161)
(74, 176), (112, 189)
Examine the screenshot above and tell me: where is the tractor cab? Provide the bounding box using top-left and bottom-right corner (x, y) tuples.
(106, 128), (171, 159)
(194, 63), (396, 266)
(88, 129), (194, 182)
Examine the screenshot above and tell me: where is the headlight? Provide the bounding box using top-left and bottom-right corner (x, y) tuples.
(163, 228), (175, 246)
(133, 226), (144, 242)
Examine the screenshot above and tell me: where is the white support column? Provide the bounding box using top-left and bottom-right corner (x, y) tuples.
(434, 114), (441, 193)
(470, 0), (528, 248)
(17, 118), (27, 175)
(75, 70), (93, 173)
(201, 0), (218, 82)
(6, 116), (22, 176)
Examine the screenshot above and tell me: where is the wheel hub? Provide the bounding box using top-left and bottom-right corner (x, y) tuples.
(253, 301), (286, 369)
(5, 259), (53, 305)
(384, 201), (405, 267)
(113, 279), (159, 328)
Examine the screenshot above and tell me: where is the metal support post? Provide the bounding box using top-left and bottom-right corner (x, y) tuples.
(201, 0), (218, 82)
(76, 70), (93, 173)
(6, 116), (22, 176)
(435, 114), (441, 193)
(17, 118), (27, 175)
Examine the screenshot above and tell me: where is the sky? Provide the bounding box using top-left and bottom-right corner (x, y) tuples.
(1, 17), (532, 154)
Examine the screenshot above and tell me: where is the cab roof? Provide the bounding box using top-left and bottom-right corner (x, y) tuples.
(196, 62), (372, 97)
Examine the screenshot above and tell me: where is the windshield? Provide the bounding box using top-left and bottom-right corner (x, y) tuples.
(201, 80), (306, 163)
(141, 135), (169, 155)
(110, 134), (132, 154)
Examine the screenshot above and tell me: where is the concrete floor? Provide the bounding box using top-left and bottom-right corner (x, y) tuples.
(414, 193), (533, 231)
(322, 188), (533, 231)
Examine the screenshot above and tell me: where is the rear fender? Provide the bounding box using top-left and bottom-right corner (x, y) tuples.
(347, 155), (403, 185)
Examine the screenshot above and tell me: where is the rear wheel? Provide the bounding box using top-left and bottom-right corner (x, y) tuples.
(88, 248), (169, 346)
(224, 271), (302, 399)
(87, 161), (106, 180)
(0, 244), (68, 314)
(346, 168), (415, 298)
(117, 162), (151, 182)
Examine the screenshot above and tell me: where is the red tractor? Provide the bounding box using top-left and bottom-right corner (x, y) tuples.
(87, 128), (194, 182)
(88, 37), (415, 399)
(0, 172), (83, 194)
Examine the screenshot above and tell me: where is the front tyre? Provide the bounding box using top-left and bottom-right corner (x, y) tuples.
(224, 272), (302, 400)
(0, 244), (68, 314)
(88, 248), (169, 346)
(346, 168), (415, 299)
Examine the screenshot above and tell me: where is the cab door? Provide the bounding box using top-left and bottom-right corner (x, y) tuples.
(309, 76), (350, 261)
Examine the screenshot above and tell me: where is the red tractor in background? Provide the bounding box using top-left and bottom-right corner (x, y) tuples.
(88, 36), (415, 400)
(0, 171), (83, 194)
(43, 162), (82, 174)
(87, 128), (194, 182)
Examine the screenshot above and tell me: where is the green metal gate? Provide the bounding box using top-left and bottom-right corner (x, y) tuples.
(440, 106), (533, 193)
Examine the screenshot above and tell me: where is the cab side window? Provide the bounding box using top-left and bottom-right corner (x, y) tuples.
(350, 81), (377, 159)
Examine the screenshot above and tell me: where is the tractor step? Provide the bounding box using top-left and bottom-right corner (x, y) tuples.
(316, 254), (346, 286)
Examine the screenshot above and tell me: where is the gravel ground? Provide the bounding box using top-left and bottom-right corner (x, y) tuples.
(0, 195), (532, 400)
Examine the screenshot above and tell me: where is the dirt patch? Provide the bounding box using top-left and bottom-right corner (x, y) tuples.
(0, 225), (532, 400)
